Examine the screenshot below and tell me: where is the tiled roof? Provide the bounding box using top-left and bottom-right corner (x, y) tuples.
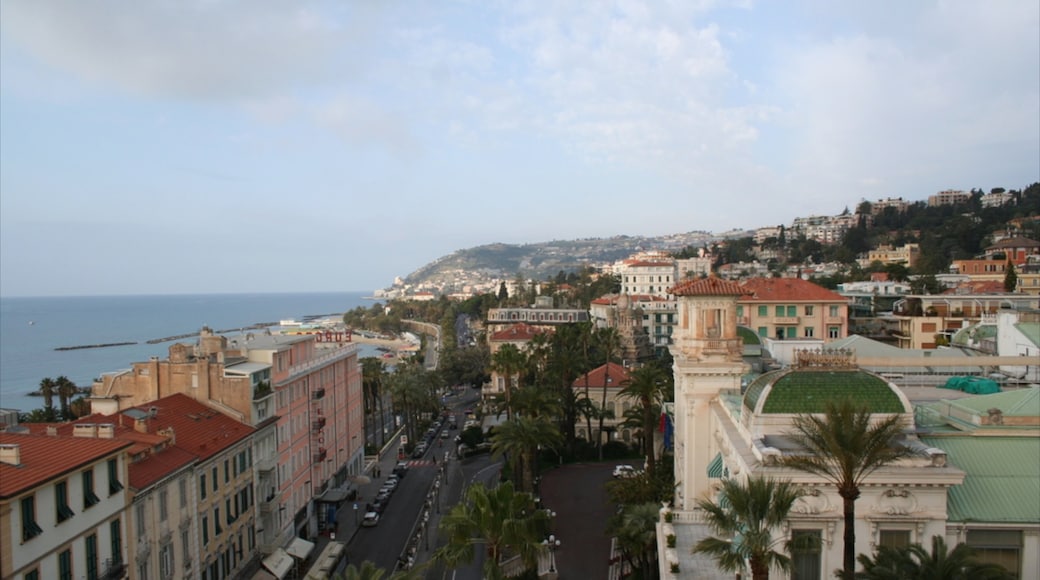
(670, 277), (751, 297)
(0, 433), (131, 499)
(943, 280), (1006, 294)
(490, 323), (550, 342)
(121, 393), (254, 461)
(572, 362), (631, 389)
(744, 369), (907, 414)
(920, 436), (1040, 523)
(986, 236), (1040, 250)
(739, 277), (845, 302)
(941, 388), (1040, 421)
(129, 445), (197, 490)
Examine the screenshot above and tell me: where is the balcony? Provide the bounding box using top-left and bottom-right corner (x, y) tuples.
(255, 456), (276, 473)
(313, 448), (327, 463)
(312, 388), (326, 400)
(100, 558), (126, 580)
(773, 316), (800, 324)
(825, 316), (844, 324)
(311, 417), (326, 431)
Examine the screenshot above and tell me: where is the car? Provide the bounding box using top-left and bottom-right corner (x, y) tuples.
(412, 447), (426, 459)
(368, 499), (387, 514)
(393, 462), (409, 477)
(386, 474), (401, 486)
(613, 465), (637, 479)
(440, 431), (451, 439)
(361, 511), (380, 527)
(375, 489), (393, 503)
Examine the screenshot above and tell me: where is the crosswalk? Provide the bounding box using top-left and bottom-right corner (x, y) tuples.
(400, 459), (436, 469)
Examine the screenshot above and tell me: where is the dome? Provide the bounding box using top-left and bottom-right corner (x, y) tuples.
(743, 368), (911, 416)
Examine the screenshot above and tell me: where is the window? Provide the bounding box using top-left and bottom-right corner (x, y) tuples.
(59, 549), (72, 580)
(182, 529), (191, 569)
(21, 495), (43, 541)
(214, 507), (222, 535)
(86, 533), (98, 580)
(200, 473), (207, 500)
(805, 305), (814, 316)
(107, 459), (123, 495)
(212, 467), (218, 492)
(83, 470), (100, 509)
(202, 515), (209, 544)
(55, 480), (75, 523)
(137, 560), (149, 580)
(736, 305), (744, 317)
(829, 305), (840, 317)
(226, 497), (234, 524)
(804, 327), (814, 338)
(828, 326), (840, 339)
(758, 305), (768, 317)
(967, 529), (1022, 577)
(135, 502), (146, 535)
(787, 305), (797, 317)
(157, 490), (170, 524)
(879, 529), (911, 550)
(179, 477), (188, 508)
(775, 305), (785, 317)
(791, 530), (822, 580)
(110, 519), (123, 566)
(159, 542), (173, 578)
(224, 459), (230, 483)
(23, 569), (39, 580)
(757, 327), (767, 337)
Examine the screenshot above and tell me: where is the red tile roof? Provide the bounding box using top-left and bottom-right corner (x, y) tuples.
(129, 445), (197, 490)
(572, 363), (631, 389)
(489, 323), (550, 342)
(671, 277), (751, 297)
(120, 393), (254, 461)
(943, 280), (1007, 295)
(0, 433), (131, 499)
(739, 277), (845, 302)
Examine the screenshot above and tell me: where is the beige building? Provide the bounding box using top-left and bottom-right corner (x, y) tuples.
(864, 243), (920, 269)
(571, 362), (635, 444)
(737, 277), (849, 342)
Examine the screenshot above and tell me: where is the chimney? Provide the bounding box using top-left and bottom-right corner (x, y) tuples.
(97, 423), (116, 439)
(46, 426), (58, 437)
(0, 443), (20, 466)
(73, 423), (98, 438)
(134, 418), (149, 434)
(159, 426), (176, 445)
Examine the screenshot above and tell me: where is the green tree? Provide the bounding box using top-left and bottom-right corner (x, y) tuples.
(435, 481), (550, 580)
(693, 476), (804, 580)
(490, 416), (562, 493)
(55, 375), (77, 420)
(594, 327), (621, 460)
(609, 502), (660, 579)
(618, 364), (670, 474)
(336, 559), (423, 580)
(1004, 262), (1018, 292)
(361, 357), (389, 448)
(490, 344), (526, 420)
(38, 377), (57, 421)
(782, 400), (915, 580)
(855, 535), (1014, 580)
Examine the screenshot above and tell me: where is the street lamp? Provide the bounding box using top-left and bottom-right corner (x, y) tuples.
(542, 534), (561, 573)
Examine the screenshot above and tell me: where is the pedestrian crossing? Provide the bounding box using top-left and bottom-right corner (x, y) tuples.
(401, 459), (436, 469)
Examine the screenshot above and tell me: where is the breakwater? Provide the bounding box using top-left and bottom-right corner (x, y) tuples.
(54, 342), (137, 351)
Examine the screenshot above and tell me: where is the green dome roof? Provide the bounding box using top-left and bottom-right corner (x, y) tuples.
(743, 368), (907, 415)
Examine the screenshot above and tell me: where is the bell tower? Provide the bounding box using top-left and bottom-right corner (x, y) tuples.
(668, 277), (750, 508)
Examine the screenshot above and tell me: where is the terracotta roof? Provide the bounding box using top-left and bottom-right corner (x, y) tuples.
(739, 277), (845, 302)
(943, 280), (1009, 295)
(0, 433), (131, 499)
(572, 362), (631, 389)
(120, 393), (254, 461)
(129, 446), (197, 491)
(986, 236), (1039, 250)
(489, 323), (550, 342)
(670, 277), (751, 297)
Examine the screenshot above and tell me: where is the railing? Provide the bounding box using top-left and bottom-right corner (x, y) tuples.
(287, 345), (357, 380)
(773, 316), (800, 324)
(100, 558), (126, 580)
(312, 417), (326, 431)
(312, 388), (326, 400)
(825, 316), (844, 324)
(255, 456), (276, 473)
(313, 448), (327, 463)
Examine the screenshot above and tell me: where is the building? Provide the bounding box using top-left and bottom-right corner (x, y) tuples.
(870, 197), (911, 214)
(89, 327), (364, 556)
(659, 279), (967, 579)
(737, 277), (849, 342)
(928, 189), (971, 207)
(1, 432), (132, 580)
(591, 293), (674, 357)
(486, 299), (589, 335)
(863, 243), (920, 269)
(980, 190), (1015, 208)
(485, 323), (551, 403)
(613, 251), (677, 298)
(984, 236), (1040, 265)
(571, 362), (634, 444)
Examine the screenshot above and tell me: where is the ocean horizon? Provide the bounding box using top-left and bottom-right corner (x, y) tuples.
(0, 291), (380, 413)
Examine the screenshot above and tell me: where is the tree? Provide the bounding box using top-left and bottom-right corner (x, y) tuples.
(609, 502), (660, 579)
(361, 357), (388, 448)
(38, 377), (57, 421)
(618, 364), (669, 474)
(490, 416), (562, 493)
(594, 327), (621, 460)
(55, 375), (77, 420)
(435, 481), (550, 580)
(782, 399), (916, 580)
(490, 344), (526, 420)
(693, 476), (804, 580)
(337, 560), (424, 580)
(855, 535), (1014, 580)
(1004, 262), (1018, 292)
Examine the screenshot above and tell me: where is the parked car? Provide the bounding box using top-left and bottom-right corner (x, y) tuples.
(361, 511), (380, 527)
(392, 462), (409, 477)
(375, 489), (393, 503)
(368, 499), (387, 514)
(612, 465), (637, 479)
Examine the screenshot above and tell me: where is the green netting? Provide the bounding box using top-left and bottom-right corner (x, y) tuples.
(760, 370), (905, 414)
(941, 376), (1001, 394)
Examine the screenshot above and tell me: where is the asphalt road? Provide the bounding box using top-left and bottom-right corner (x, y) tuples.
(539, 462), (617, 580)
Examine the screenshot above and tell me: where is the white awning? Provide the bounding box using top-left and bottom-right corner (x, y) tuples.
(261, 548), (293, 580)
(286, 536), (316, 560)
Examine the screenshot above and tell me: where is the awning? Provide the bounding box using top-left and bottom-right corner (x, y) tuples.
(262, 548), (293, 580)
(707, 452), (724, 479)
(318, 486), (351, 503)
(286, 537), (316, 560)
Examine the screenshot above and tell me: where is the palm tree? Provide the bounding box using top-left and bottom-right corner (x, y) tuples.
(618, 364), (669, 474)
(491, 416), (563, 493)
(609, 502), (660, 578)
(435, 481), (550, 580)
(55, 375), (77, 420)
(694, 476), (804, 580)
(594, 327), (620, 460)
(782, 399), (915, 580)
(337, 559), (424, 580)
(490, 344), (526, 420)
(361, 357), (388, 447)
(38, 377), (57, 421)
(855, 535), (1014, 580)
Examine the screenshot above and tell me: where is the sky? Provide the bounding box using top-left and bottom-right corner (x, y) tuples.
(1, 1), (1037, 297)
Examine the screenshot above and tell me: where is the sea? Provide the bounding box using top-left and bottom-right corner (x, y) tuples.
(0, 291), (379, 413)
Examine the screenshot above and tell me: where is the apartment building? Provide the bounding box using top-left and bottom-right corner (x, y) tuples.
(928, 189), (971, 207)
(590, 293), (670, 358)
(614, 251), (677, 298)
(571, 362), (633, 444)
(863, 243), (920, 268)
(737, 277), (849, 342)
(984, 236), (1040, 265)
(870, 197), (910, 214)
(89, 327), (364, 556)
(1, 433), (131, 580)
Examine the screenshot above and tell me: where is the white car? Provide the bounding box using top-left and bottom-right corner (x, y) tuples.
(613, 465), (637, 479)
(361, 511), (380, 527)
